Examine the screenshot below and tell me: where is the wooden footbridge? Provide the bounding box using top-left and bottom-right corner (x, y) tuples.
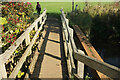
(0, 9), (120, 80)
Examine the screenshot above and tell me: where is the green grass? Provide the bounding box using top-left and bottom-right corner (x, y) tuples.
(31, 2), (112, 14)
(31, 2), (86, 14)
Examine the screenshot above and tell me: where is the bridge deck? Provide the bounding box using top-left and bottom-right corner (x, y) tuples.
(29, 16), (68, 78)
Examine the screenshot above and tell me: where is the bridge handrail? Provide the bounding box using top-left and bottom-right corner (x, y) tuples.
(0, 9), (47, 79)
(60, 8), (120, 79)
(60, 8), (77, 77)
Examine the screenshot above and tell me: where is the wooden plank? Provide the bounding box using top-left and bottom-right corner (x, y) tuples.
(25, 33), (30, 46)
(67, 54), (72, 78)
(73, 25), (103, 61)
(68, 40), (76, 74)
(73, 73), (83, 80)
(9, 13), (47, 78)
(61, 13), (77, 53)
(0, 62), (7, 79)
(61, 15), (76, 68)
(35, 24), (38, 31)
(73, 25), (110, 79)
(40, 18), (42, 24)
(0, 29), (2, 54)
(0, 42), (2, 54)
(61, 19), (71, 77)
(77, 50), (84, 78)
(74, 50), (120, 79)
(62, 31), (68, 57)
(61, 15), (76, 77)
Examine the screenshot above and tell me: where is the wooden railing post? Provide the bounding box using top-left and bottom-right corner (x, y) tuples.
(25, 32), (31, 55)
(25, 33), (30, 46)
(74, 50), (120, 79)
(40, 16), (42, 24)
(35, 23), (38, 31)
(0, 62), (7, 79)
(0, 10), (47, 79)
(0, 39), (2, 54)
(77, 50), (84, 78)
(0, 26), (2, 54)
(61, 8), (120, 79)
(61, 12), (77, 78)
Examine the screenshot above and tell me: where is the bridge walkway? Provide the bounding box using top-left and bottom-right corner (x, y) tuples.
(28, 16), (68, 79)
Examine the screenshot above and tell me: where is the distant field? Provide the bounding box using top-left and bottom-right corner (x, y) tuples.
(31, 2), (112, 14)
(31, 2), (86, 13)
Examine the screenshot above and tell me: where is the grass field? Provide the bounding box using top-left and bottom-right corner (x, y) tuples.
(31, 2), (86, 14)
(31, 2), (112, 14)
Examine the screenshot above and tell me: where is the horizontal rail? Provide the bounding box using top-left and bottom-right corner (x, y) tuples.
(73, 25), (109, 79)
(9, 14), (47, 78)
(0, 9), (46, 64)
(61, 9), (83, 78)
(0, 9), (47, 79)
(60, 8), (120, 79)
(60, 9), (78, 53)
(74, 50), (120, 78)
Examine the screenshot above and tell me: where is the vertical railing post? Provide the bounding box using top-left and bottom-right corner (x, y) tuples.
(40, 16), (42, 24)
(0, 61), (7, 79)
(25, 33), (31, 55)
(0, 25), (2, 54)
(77, 50), (84, 78)
(35, 23), (38, 31)
(0, 39), (2, 54)
(25, 33), (30, 46)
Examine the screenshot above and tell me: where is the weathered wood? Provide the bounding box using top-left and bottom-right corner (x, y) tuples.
(9, 13), (47, 78)
(67, 54), (72, 78)
(73, 73), (83, 80)
(25, 33), (30, 46)
(0, 39), (2, 54)
(40, 18), (42, 24)
(62, 31), (68, 57)
(74, 50), (120, 79)
(61, 10), (77, 52)
(73, 25), (103, 61)
(61, 14), (76, 77)
(0, 26), (2, 54)
(77, 50), (84, 78)
(35, 23), (38, 31)
(68, 41), (76, 73)
(61, 18), (72, 77)
(73, 25), (110, 79)
(0, 62), (7, 79)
